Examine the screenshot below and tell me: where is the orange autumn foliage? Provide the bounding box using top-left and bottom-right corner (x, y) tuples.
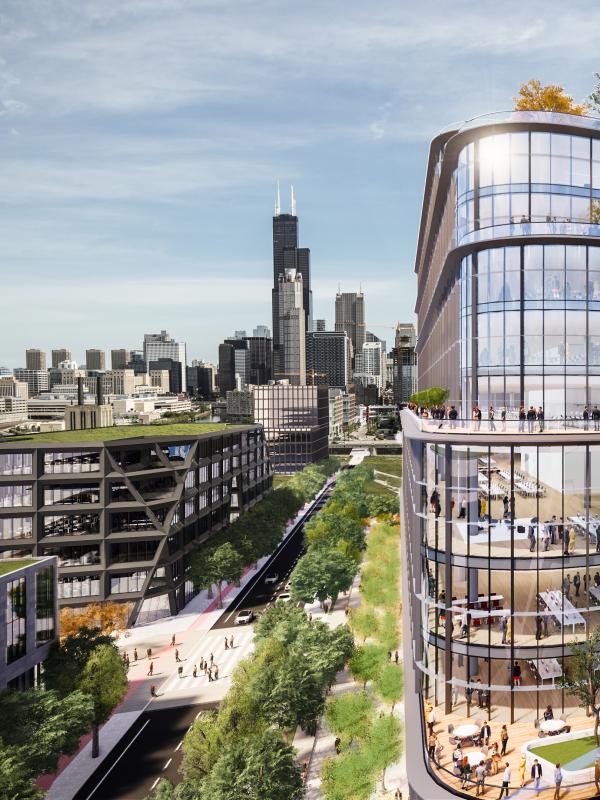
(514, 79), (588, 115)
(59, 602), (132, 640)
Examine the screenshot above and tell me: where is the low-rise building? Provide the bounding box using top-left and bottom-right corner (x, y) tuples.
(0, 557), (58, 689)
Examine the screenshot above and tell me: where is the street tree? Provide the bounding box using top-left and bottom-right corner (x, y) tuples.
(43, 627), (115, 697)
(260, 656), (325, 733)
(59, 602), (131, 640)
(365, 713), (402, 792)
(79, 643), (128, 757)
(325, 691), (374, 746)
(515, 79), (588, 114)
(0, 687), (93, 777)
(190, 542), (244, 607)
(375, 663), (404, 711)
(201, 728), (303, 800)
(559, 632), (600, 744)
(321, 748), (374, 800)
(305, 513), (366, 555)
(349, 606), (378, 643)
(289, 548), (357, 608)
(0, 743), (43, 800)
(349, 644), (386, 688)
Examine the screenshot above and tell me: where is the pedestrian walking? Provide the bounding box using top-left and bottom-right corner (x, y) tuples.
(147, 647), (152, 659)
(535, 614), (543, 641)
(427, 705), (436, 735)
(554, 763), (563, 799)
(475, 761), (486, 796)
(178, 665), (183, 678)
(584, 405), (590, 430)
(574, 571), (581, 597)
(500, 724), (509, 756)
(204, 661), (208, 674)
(531, 758), (543, 794)
(594, 405), (600, 432)
(224, 636), (229, 649)
(488, 406), (496, 431)
(500, 614), (508, 644)
(594, 758), (600, 794)
(175, 648), (181, 662)
(209, 652), (214, 665)
(171, 634), (176, 646)
(214, 665), (219, 680)
(150, 684), (157, 697)
(133, 648), (138, 661)
(230, 635), (234, 649)
(147, 661), (154, 676)
(394, 650), (399, 664)
(527, 405), (536, 433)
(125, 654), (130, 668)
(207, 667), (213, 681)
(199, 657), (205, 670)
(427, 732), (436, 760)
(518, 405), (526, 432)
(498, 763), (511, 798)
(193, 665), (197, 678)
(387, 650), (392, 661)
(537, 406), (545, 432)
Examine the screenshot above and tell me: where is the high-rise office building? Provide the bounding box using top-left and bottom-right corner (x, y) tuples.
(402, 109), (600, 800)
(143, 331), (187, 383)
(272, 187), (312, 374)
(85, 349), (106, 371)
(335, 292), (365, 361)
(127, 350), (147, 375)
(0, 426), (271, 625)
(13, 369), (49, 396)
(314, 319), (326, 332)
(148, 358), (183, 394)
(253, 325), (271, 338)
(245, 336), (273, 385)
(354, 340), (385, 392)
(251, 383), (328, 473)
(218, 338), (250, 394)
(306, 331), (352, 389)
(391, 322), (417, 404)
(276, 268), (306, 385)
(51, 348), (72, 369)
(111, 349), (130, 370)
(25, 349), (46, 371)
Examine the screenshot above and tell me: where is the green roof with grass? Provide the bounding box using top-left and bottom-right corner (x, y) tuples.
(0, 558), (40, 577)
(3, 422), (247, 445)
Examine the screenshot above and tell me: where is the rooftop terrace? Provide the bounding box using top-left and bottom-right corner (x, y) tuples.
(1, 422), (245, 445)
(0, 558), (40, 576)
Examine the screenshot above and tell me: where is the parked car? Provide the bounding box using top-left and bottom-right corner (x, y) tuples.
(276, 592), (292, 602)
(264, 573), (279, 585)
(235, 609), (255, 625)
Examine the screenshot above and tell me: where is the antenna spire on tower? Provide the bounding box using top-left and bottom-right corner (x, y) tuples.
(290, 184), (296, 216)
(274, 180), (281, 216)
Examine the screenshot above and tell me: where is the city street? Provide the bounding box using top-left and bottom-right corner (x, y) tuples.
(72, 704), (214, 800)
(63, 480), (336, 800)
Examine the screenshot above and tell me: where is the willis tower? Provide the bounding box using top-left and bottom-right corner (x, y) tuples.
(272, 184), (312, 376)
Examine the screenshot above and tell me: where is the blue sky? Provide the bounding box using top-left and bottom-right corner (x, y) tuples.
(2, 0), (600, 367)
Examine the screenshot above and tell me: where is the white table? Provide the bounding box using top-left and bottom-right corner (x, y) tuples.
(590, 585), (600, 602)
(531, 658), (562, 685)
(454, 723), (479, 741)
(539, 590), (586, 633)
(466, 750), (486, 767)
(452, 595), (504, 608)
(568, 515), (600, 542)
(540, 718), (566, 735)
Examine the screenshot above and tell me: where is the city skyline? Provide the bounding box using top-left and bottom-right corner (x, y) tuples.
(4, 2), (600, 366)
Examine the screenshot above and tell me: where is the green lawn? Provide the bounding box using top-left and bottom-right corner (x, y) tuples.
(365, 479), (397, 497)
(0, 559), (38, 576)
(6, 422), (242, 444)
(365, 455), (402, 478)
(530, 735), (598, 766)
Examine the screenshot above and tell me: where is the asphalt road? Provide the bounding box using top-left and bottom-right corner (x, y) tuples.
(73, 703), (215, 800)
(70, 480), (335, 800)
(212, 480), (334, 629)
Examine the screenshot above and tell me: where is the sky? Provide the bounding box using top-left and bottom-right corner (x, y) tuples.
(2, 0), (600, 367)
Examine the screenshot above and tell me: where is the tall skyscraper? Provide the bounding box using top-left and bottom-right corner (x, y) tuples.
(272, 186), (312, 374)
(245, 336), (273, 385)
(335, 291), (366, 361)
(25, 349), (46, 371)
(85, 349), (106, 371)
(111, 349), (130, 369)
(277, 268), (306, 385)
(51, 348), (72, 368)
(354, 340), (385, 392)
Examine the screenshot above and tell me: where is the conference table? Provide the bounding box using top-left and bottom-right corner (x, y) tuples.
(539, 590), (586, 634)
(529, 657), (563, 685)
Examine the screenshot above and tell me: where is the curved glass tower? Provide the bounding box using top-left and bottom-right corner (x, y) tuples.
(403, 111), (600, 799)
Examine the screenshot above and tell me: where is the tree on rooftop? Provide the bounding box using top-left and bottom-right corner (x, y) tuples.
(514, 79), (588, 115)
(410, 387), (449, 407)
(559, 632), (600, 744)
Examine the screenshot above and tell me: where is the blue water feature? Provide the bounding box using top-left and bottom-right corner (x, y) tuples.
(564, 744), (600, 771)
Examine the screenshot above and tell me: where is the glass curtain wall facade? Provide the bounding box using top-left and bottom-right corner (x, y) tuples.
(405, 112), (600, 800)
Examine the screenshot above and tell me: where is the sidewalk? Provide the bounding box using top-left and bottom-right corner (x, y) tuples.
(44, 490), (327, 800)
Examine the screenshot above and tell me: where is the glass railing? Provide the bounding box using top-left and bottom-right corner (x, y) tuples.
(410, 411), (600, 435)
